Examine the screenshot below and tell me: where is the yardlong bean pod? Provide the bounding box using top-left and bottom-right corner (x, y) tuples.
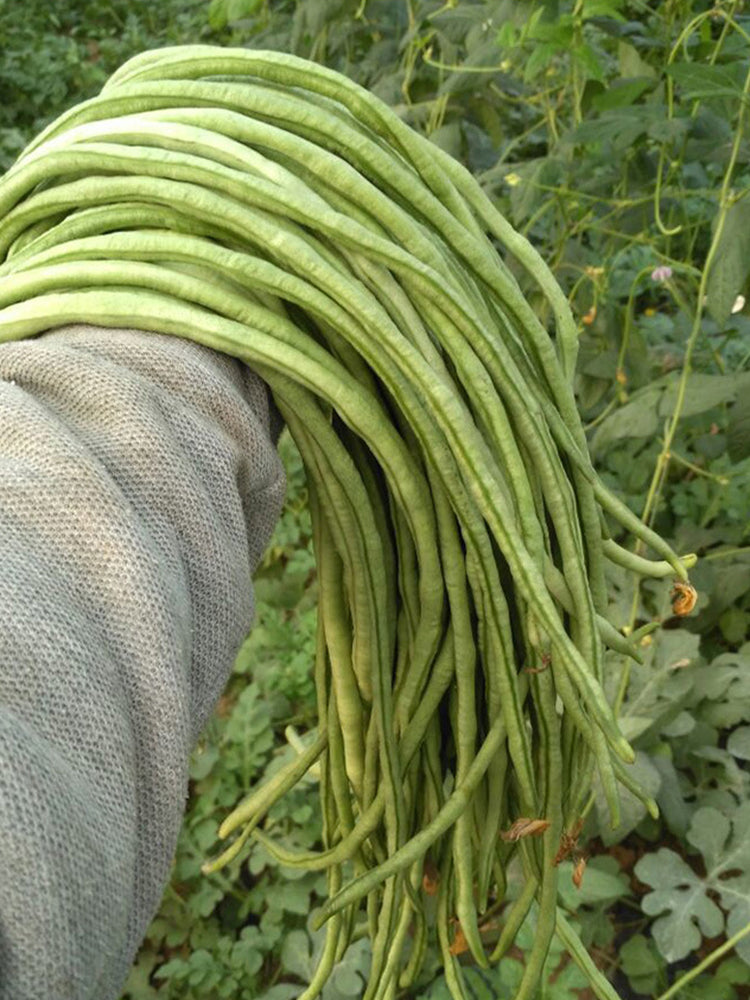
(0, 46), (694, 999)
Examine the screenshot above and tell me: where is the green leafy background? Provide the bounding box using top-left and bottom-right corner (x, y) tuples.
(2, 0), (750, 996)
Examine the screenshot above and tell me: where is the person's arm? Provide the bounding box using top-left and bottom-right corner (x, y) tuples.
(0, 324), (285, 1000)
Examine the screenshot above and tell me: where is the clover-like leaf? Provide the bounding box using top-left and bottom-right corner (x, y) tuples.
(619, 934), (664, 996)
(280, 930), (314, 982)
(689, 803), (750, 965)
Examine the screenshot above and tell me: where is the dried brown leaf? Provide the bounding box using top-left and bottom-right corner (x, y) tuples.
(500, 817), (550, 841)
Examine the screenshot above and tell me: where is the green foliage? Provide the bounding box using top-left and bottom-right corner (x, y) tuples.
(3, 0), (750, 996)
(282, 929), (371, 999)
(636, 803), (750, 964)
(0, 0), (227, 169)
(706, 199), (750, 325)
(415, 909), (591, 1000)
(619, 935), (665, 997)
(125, 0), (750, 991)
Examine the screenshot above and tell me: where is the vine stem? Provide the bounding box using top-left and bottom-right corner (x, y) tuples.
(640, 57), (750, 535)
(616, 264), (668, 380)
(655, 918), (750, 1000)
(615, 56), (750, 716)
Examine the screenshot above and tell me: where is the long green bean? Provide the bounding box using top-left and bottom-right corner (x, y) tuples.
(0, 48), (696, 999)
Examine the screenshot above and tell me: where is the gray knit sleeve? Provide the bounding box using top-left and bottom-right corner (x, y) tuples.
(0, 325), (286, 1000)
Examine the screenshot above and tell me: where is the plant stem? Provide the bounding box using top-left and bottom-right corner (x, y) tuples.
(618, 56), (750, 701)
(639, 52), (750, 536)
(656, 918), (750, 1000)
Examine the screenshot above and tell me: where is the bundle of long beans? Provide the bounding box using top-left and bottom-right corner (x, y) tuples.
(0, 47), (693, 999)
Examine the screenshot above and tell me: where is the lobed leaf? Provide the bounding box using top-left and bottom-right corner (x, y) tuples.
(636, 802), (750, 964)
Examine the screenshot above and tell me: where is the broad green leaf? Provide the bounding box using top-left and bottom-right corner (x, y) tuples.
(618, 40), (656, 79)
(590, 367), (750, 453)
(431, 3), (490, 31)
(683, 957), (750, 1000)
(688, 805), (732, 869)
(323, 939), (371, 1000)
(647, 114), (690, 143)
(583, 0), (626, 19)
(592, 77), (653, 111)
(620, 715), (656, 740)
(496, 22), (517, 48)
(661, 710), (695, 737)
(577, 374), (610, 411)
(619, 934), (664, 996)
(264, 987), (302, 1000)
(673, 974), (734, 1000)
(154, 957), (190, 981)
(230, 929), (264, 976)
(121, 949), (160, 1000)
(727, 726), (750, 761)
(207, 0), (263, 30)
(689, 746), (749, 811)
(657, 372), (750, 417)
(691, 561), (750, 635)
(281, 930), (313, 981)
(283, 925), (371, 1000)
(207, 0), (229, 30)
(428, 121), (462, 157)
(570, 105), (665, 147)
(579, 348), (619, 379)
(667, 61), (747, 100)
(226, 0), (263, 21)
(694, 644), (750, 728)
(538, 960), (589, 998)
(557, 856), (629, 909)
(636, 803), (750, 963)
(720, 607), (750, 645)
(714, 956), (750, 988)
(619, 629), (700, 743)
(190, 744), (221, 781)
(590, 385), (662, 452)
(190, 881), (224, 919)
(188, 919), (222, 953)
(594, 751), (661, 844)
(707, 199), (750, 326)
(685, 107), (734, 167)
(508, 156), (565, 225)
(689, 803), (750, 964)
(526, 11), (574, 45)
(574, 42), (605, 83)
(273, 879), (314, 915)
(329, 961), (366, 997)
(523, 42), (559, 81)
(728, 392), (750, 462)
(635, 847), (724, 961)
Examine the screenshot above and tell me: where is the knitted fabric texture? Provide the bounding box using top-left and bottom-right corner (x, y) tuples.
(0, 325), (285, 1000)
